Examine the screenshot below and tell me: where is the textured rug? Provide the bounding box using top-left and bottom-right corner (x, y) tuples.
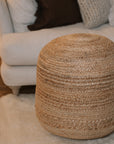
(0, 94), (113, 144)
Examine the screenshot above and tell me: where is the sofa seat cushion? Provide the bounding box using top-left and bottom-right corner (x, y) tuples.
(1, 23), (114, 66)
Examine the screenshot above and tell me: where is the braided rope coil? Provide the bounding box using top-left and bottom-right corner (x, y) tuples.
(36, 33), (114, 139)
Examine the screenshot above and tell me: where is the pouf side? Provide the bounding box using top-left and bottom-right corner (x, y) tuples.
(36, 33), (114, 139)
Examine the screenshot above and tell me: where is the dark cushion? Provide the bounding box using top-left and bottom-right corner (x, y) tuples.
(28, 0), (82, 31)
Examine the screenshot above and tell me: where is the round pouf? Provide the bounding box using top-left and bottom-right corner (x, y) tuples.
(36, 33), (114, 139)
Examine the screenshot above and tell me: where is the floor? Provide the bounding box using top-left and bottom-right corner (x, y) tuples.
(1, 93), (114, 144)
(0, 59), (35, 97)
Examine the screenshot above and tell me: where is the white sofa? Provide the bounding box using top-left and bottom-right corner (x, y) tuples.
(0, 0), (114, 95)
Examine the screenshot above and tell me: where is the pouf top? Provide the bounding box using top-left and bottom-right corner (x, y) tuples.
(38, 33), (114, 77)
(41, 33), (114, 60)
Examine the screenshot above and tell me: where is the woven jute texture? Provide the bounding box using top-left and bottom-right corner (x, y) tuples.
(36, 33), (114, 139)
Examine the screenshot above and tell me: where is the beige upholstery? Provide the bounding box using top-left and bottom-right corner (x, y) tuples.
(0, 0), (14, 34)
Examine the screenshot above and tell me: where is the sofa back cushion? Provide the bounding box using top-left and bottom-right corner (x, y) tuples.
(28, 0), (82, 31)
(7, 0), (37, 33)
(0, 0), (14, 33)
(109, 0), (114, 26)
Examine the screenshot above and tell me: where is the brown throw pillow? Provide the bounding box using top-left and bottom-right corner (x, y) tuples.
(28, 0), (82, 31)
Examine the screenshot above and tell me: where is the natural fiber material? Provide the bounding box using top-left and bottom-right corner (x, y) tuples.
(36, 33), (114, 139)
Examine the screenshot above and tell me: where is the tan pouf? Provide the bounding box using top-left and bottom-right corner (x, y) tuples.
(36, 33), (114, 139)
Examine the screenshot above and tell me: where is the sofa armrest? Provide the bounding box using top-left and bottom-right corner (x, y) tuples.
(1, 29), (55, 65)
(0, 0), (14, 34)
(0, 31), (41, 65)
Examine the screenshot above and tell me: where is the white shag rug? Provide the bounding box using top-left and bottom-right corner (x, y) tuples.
(0, 94), (114, 144)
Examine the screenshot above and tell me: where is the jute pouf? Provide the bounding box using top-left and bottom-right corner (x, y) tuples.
(36, 33), (114, 139)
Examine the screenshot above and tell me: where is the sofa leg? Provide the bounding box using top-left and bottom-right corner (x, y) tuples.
(9, 86), (21, 96)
